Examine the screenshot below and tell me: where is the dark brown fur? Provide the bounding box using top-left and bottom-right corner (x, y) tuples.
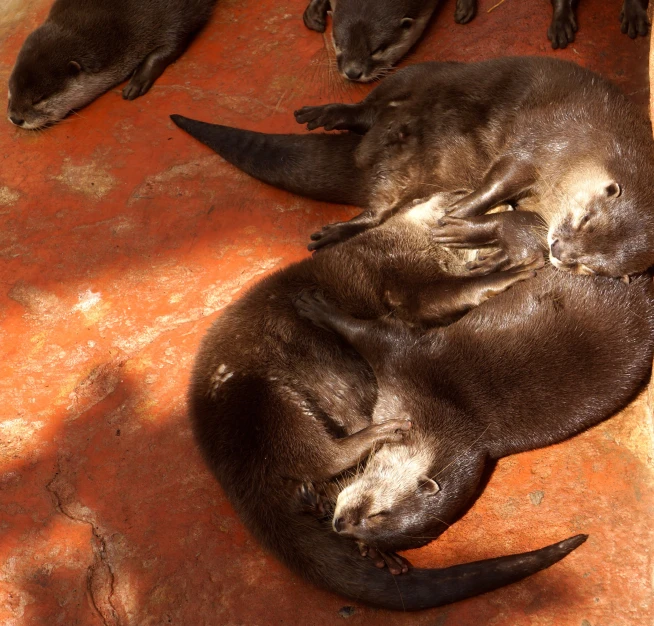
(7, 0), (217, 128)
(189, 194), (652, 610)
(172, 57), (654, 278)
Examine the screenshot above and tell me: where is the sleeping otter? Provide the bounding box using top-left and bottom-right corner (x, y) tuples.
(171, 56), (654, 278)
(189, 193), (653, 610)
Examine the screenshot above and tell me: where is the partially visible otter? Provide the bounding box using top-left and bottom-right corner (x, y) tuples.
(171, 56), (654, 278)
(7, 0), (217, 129)
(293, 269), (654, 552)
(190, 193), (591, 611)
(548, 0), (649, 49)
(302, 0), (475, 82)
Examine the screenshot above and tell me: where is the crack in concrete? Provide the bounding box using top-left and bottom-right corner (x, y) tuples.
(46, 462), (121, 626)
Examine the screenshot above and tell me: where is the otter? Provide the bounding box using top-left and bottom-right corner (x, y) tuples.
(189, 192), (651, 610)
(7, 0), (217, 129)
(171, 56), (654, 278)
(301, 0), (475, 82)
(293, 269), (654, 554)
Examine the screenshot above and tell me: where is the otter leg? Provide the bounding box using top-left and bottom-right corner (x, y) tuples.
(295, 102), (376, 134)
(303, 0), (331, 32)
(548, 0), (578, 49)
(385, 269), (536, 327)
(454, 0), (477, 24)
(446, 158), (536, 219)
(316, 419), (412, 480)
(432, 211), (547, 275)
(308, 205), (396, 251)
(620, 0), (650, 38)
(123, 43), (188, 100)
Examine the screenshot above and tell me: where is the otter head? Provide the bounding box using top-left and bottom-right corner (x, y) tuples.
(8, 23), (106, 129)
(332, 435), (483, 552)
(331, 0), (434, 82)
(548, 166), (654, 277)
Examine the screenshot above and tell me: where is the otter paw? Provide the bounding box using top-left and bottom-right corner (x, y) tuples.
(303, 4), (327, 32)
(294, 104), (351, 131)
(297, 482), (332, 518)
(357, 543), (412, 575)
(293, 289), (339, 331)
(308, 222), (354, 251)
(370, 418), (412, 445)
(454, 0), (477, 24)
(466, 249), (544, 276)
(432, 215), (492, 248)
(620, 3), (649, 38)
(123, 76), (154, 101)
(547, 10), (578, 49)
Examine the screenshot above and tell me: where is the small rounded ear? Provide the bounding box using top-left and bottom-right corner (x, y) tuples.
(67, 61), (82, 76)
(418, 476), (440, 495)
(400, 17), (414, 29)
(605, 182), (621, 198)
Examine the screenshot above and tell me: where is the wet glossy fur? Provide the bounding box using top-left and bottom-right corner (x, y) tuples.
(172, 57), (654, 278)
(189, 195), (651, 610)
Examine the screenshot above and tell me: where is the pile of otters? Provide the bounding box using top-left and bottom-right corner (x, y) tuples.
(8, 0), (654, 614)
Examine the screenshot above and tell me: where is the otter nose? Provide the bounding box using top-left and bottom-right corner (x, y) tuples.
(333, 516), (358, 534)
(8, 115), (25, 127)
(344, 66), (364, 80)
(550, 239), (577, 264)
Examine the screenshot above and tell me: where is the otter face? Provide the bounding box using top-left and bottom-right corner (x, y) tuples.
(8, 25), (108, 129)
(331, 2), (432, 82)
(331, 443), (446, 551)
(548, 178), (654, 277)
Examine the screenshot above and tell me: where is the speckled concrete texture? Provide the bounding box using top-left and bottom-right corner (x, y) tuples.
(0, 0), (652, 624)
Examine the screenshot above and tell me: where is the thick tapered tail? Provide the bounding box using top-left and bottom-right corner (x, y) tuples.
(297, 531), (587, 611)
(170, 114), (370, 205)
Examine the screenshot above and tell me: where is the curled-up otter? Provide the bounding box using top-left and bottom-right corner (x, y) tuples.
(189, 193), (654, 610)
(7, 0), (217, 129)
(171, 56), (654, 278)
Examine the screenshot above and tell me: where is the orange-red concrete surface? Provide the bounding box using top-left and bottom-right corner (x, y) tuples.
(0, 0), (652, 624)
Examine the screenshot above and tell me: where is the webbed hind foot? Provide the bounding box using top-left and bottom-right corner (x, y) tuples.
(357, 542), (412, 575)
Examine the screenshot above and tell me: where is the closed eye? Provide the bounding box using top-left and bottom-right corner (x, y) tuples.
(368, 510), (389, 519)
(372, 45), (388, 56)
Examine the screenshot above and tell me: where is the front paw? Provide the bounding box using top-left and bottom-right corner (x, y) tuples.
(454, 0), (477, 24)
(303, 4), (327, 32)
(547, 11), (578, 49)
(123, 75), (154, 100)
(433, 215), (492, 248)
(357, 542), (412, 575)
(620, 2), (649, 38)
(297, 482), (332, 518)
(465, 249), (545, 276)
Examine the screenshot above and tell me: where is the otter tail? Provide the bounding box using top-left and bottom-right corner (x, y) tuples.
(279, 519), (586, 611)
(170, 114), (369, 205)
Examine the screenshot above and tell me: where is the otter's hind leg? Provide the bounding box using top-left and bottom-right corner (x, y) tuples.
(295, 102), (377, 134)
(303, 0), (331, 32)
(123, 42), (189, 100)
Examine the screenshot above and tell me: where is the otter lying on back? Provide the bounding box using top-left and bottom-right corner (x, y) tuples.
(171, 56), (654, 278)
(190, 193), (653, 610)
(7, 0), (217, 129)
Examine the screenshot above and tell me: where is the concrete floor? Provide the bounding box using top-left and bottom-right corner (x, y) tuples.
(0, 0), (653, 624)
